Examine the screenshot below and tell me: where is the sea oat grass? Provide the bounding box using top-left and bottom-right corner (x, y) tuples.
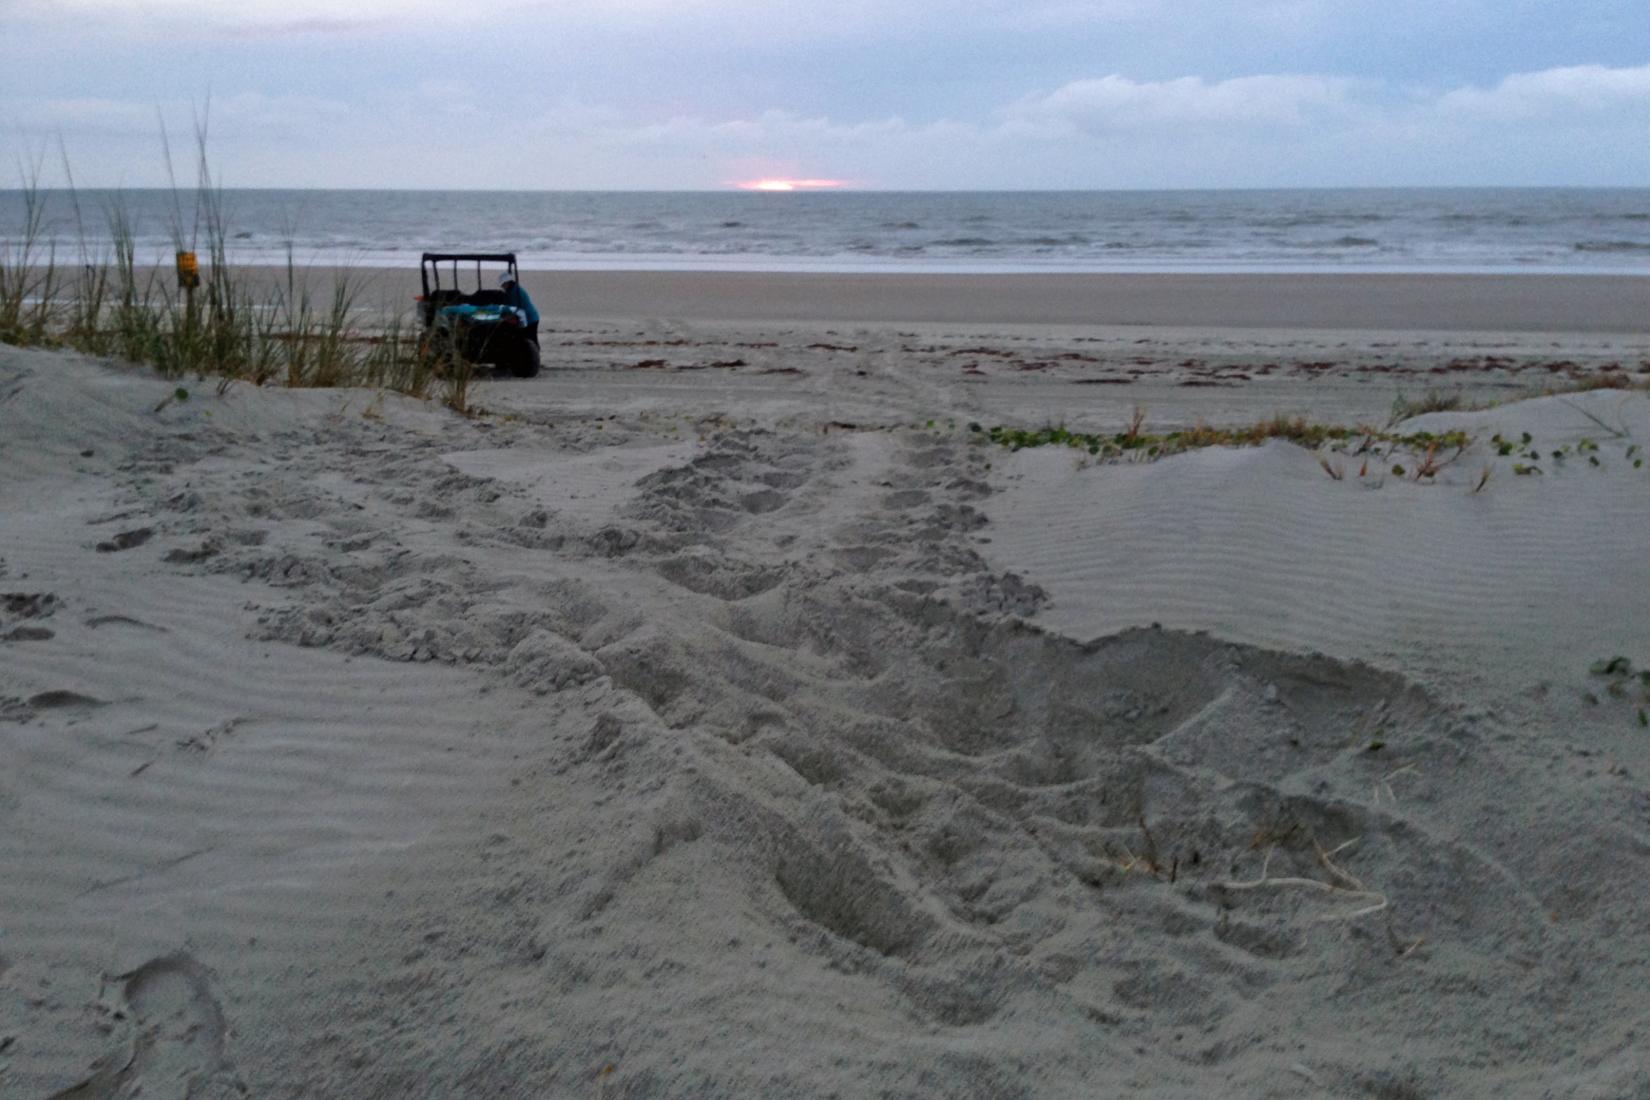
(0, 161), (60, 347)
(1, 132), (433, 402)
(1388, 388), (1470, 424)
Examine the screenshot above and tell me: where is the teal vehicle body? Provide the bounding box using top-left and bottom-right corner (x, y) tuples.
(417, 252), (540, 378)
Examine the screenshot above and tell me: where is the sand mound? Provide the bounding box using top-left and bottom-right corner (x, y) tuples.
(4, 351), (1648, 1098)
(984, 390), (1650, 705)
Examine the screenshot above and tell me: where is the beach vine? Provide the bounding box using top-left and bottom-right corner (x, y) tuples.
(971, 415), (1472, 467)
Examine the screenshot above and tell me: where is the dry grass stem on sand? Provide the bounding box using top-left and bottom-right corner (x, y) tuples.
(1220, 838), (1391, 921)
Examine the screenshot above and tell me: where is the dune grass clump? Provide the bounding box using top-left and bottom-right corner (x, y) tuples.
(0, 121), (443, 402)
(1388, 388), (1474, 425)
(0, 166), (60, 347)
(1541, 371), (1650, 396)
(974, 411), (1471, 468)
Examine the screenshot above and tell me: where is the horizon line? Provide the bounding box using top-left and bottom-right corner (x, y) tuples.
(5, 184), (1649, 194)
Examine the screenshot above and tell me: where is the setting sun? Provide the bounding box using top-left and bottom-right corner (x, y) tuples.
(734, 178), (847, 191)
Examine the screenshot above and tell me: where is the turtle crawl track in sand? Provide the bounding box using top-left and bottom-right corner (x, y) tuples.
(2, 348), (1648, 1098)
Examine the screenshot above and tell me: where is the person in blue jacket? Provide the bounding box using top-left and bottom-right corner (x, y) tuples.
(498, 271), (539, 348)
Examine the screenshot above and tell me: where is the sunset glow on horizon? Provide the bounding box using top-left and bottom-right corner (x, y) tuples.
(734, 178), (848, 192)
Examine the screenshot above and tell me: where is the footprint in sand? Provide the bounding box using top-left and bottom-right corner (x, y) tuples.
(2, 594), (61, 642)
(94, 528), (153, 554)
(49, 953), (244, 1100)
(26, 690), (107, 711)
(85, 615), (170, 634)
(2, 592), (60, 619)
(2, 625), (53, 641)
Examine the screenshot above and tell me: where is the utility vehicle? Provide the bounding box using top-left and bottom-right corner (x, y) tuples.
(417, 252), (540, 378)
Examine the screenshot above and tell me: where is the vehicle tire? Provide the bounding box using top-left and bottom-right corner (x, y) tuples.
(510, 339), (541, 378)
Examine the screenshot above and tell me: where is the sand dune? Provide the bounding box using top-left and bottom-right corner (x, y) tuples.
(984, 391), (1650, 701)
(3, 338), (1649, 1098)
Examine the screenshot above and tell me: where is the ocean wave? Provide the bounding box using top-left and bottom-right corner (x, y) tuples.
(1017, 234), (1091, 247)
(1573, 240), (1650, 253)
(1258, 214), (1390, 229)
(11, 187), (1650, 274)
(1434, 213), (1534, 226)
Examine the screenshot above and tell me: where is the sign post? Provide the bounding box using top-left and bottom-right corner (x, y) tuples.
(175, 250), (200, 326)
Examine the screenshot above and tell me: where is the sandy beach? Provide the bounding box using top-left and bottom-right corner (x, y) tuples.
(4, 271), (1650, 1098)
(527, 270), (1650, 332)
(222, 265), (1650, 332)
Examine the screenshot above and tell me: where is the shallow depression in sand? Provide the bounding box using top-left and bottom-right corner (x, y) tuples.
(440, 440), (698, 525)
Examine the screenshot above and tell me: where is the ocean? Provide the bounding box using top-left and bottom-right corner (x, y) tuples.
(4, 188), (1649, 275)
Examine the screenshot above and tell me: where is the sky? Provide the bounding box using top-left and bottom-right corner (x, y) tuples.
(2, 0), (1648, 189)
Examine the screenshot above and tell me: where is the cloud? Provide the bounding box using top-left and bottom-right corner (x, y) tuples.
(6, 96), (159, 137)
(12, 0), (422, 19)
(1436, 62), (1650, 121)
(1004, 73), (1363, 132)
(11, 92), (354, 142)
(7, 0), (420, 37)
(10, 63), (1650, 188)
(218, 17), (391, 37)
(0, 0), (1383, 44)
(580, 62), (1650, 186)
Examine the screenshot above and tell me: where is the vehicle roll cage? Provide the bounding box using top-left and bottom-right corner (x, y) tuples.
(420, 252), (519, 297)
